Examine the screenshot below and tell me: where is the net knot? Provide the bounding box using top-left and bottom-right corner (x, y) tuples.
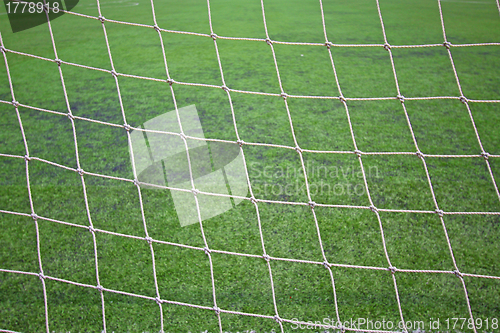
(388, 266), (397, 274)
(31, 213), (38, 220)
(155, 296), (162, 305)
(96, 284), (104, 292)
(308, 201), (316, 209)
(0, 45), (5, 53)
(213, 306), (221, 315)
(12, 100), (20, 107)
(98, 15), (106, 23)
(76, 168), (85, 176)
(236, 139), (245, 147)
(273, 315), (282, 324)
(481, 152), (490, 160)
(210, 33), (218, 40)
(24, 155), (31, 162)
(110, 70), (118, 77)
(262, 254), (271, 262)
(38, 272), (46, 280)
(221, 85), (229, 92)
(166, 78), (174, 85)
(435, 209), (444, 217)
(145, 236), (153, 244)
(88, 225), (96, 233)
(54, 58), (62, 66)
(459, 96), (468, 104)
(338, 95), (346, 103)
(250, 196), (258, 204)
(325, 41), (333, 49)
(191, 188), (200, 196)
(454, 270), (463, 278)
(280, 92), (289, 99)
(123, 123), (131, 131)
(153, 24), (160, 32)
(322, 261), (330, 269)
(179, 133), (187, 141)
(133, 178), (140, 186)
(265, 38), (273, 46)
(443, 41), (452, 49)
(294, 146), (303, 154)
(397, 94), (405, 102)
(67, 112), (75, 120)
(415, 151), (424, 159)
(353, 149), (362, 157)
(369, 205), (378, 213)
(203, 247), (211, 255)
(383, 43), (391, 51)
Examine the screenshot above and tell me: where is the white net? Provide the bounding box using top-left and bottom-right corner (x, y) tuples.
(1, 0), (500, 332)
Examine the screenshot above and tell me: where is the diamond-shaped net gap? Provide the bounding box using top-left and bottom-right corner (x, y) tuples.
(0, 0), (500, 332)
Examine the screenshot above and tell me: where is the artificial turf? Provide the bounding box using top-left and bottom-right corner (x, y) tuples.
(1, 0), (500, 332)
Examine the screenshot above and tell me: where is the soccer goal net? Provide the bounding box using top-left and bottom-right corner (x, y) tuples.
(1, 0), (500, 332)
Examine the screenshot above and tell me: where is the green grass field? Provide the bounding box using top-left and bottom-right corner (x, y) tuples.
(1, 0), (500, 332)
